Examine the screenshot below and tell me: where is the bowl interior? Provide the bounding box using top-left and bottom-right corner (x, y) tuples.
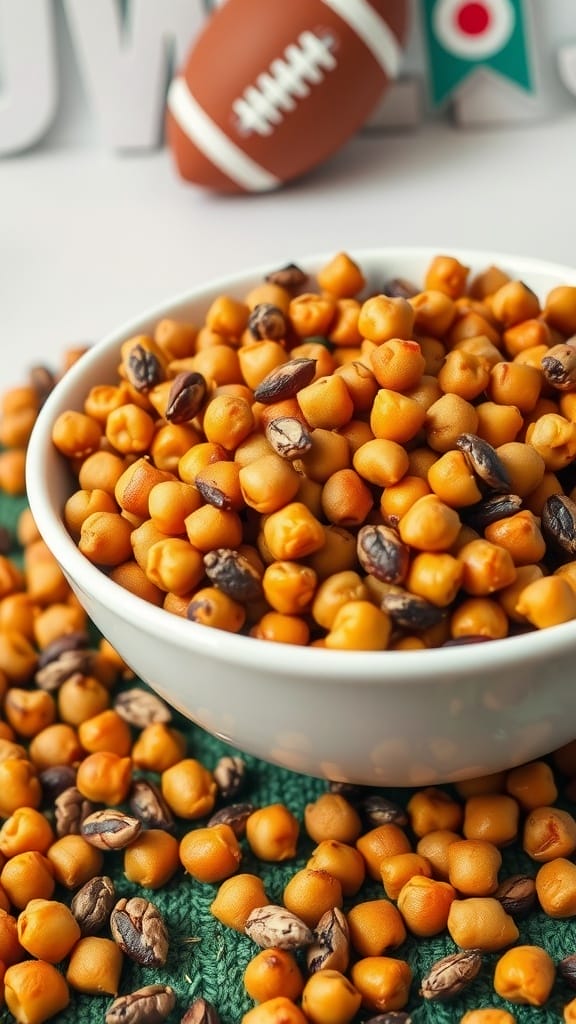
(25, 246), (576, 683)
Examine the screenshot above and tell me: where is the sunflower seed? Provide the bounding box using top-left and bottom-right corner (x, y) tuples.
(71, 875), (116, 935)
(541, 493), (576, 555)
(253, 358), (316, 403)
(105, 984), (176, 1024)
(379, 590), (445, 631)
(110, 897), (169, 967)
(81, 809), (142, 850)
(245, 905), (313, 949)
(456, 433), (511, 492)
(248, 303), (288, 340)
(203, 549), (262, 602)
(265, 263), (307, 290)
(114, 688), (172, 728)
(420, 949), (482, 1001)
(126, 343), (164, 392)
(165, 371), (207, 423)
(357, 524), (410, 584)
(541, 343), (576, 390)
(265, 416), (312, 460)
(213, 755), (246, 800)
(307, 907), (350, 973)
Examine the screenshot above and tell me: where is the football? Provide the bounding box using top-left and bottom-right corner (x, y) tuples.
(166, 0), (409, 193)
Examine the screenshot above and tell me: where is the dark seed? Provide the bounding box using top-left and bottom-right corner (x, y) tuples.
(203, 548), (262, 602)
(379, 590), (445, 631)
(327, 781), (367, 802)
(253, 357), (317, 403)
(381, 277), (419, 299)
(456, 433), (511, 493)
(110, 897), (169, 967)
(265, 263), (308, 291)
(213, 754), (246, 800)
(363, 1015), (413, 1024)
(559, 954), (576, 990)
(129, 779), (175, 831)
(114, 688), (172, 728)
(541, 493), (576, 555)
(39, 764), (77, 803)
(105, 984), (176, 1024)
(37, 631), (91, 669)
(248, 303), (288, 340)
(0, 526), (12, 555)
(420, 949), (483, 1001)
(81, 810), (142, 850)
(265, 416), (312, 460)
(181, 998), (221, 1024)
(125, 343), (164, 392)
(55, 786), (96, 837)
(195, 475), (234, 511)
(465, 493), (523, 531)
(207, 802), (254, 838)
(29, 364), (57, 405)
(35, 652), (94, 691)
(165, 371), (207, 423)
(357, 524), (410, 584)
(361, 794), (408, 828)
(494, 874), (537, 916)
(71, 875), (116, 936)
(541, 343), (576, 390)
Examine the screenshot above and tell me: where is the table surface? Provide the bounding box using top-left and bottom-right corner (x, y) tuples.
(2, 110), (576, 388)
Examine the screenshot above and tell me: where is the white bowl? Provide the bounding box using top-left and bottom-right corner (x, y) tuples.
(26, 247), (576, 787)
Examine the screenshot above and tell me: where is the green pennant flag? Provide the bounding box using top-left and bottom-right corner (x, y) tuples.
(420, 0), (534, 106)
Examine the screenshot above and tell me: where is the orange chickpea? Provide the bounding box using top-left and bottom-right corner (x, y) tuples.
(350, 956), (412, 1013)
(283, 868), (343, 928)
(244, 948), (305, 1004)
(356, 824), (412, 881)
(347, 899), (407, 957)
(396, 875), (456, 936)
(246, 804), (299, 862)
(304, 793), (362, 845)
(210, 873), (270, 932)
(179, 823), (242, 883)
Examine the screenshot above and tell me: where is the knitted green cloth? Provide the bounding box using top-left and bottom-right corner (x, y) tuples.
(2, 492), (575, 1024)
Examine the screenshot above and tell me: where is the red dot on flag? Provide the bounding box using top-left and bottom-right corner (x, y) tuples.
(456, 2), (491, 36)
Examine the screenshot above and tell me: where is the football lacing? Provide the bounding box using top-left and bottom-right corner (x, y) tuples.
(232, 30), (338, 137)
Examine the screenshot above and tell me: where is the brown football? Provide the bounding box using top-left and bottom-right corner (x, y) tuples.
(166, 0), (409, 193)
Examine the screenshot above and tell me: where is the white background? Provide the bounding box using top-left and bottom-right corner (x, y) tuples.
(2, 0), (576, 389)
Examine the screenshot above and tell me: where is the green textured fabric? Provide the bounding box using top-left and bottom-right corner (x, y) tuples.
(2, 491), (576, 1024)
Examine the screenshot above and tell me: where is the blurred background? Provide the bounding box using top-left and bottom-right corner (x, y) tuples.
(2, 0), (576, 386)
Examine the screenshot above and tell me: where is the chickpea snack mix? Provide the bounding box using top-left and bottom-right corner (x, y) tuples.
(4, 273), (576, 1020)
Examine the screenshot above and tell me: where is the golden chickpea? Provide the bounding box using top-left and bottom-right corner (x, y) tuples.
(416, 829), (462, 881)
(0, 907), (25, 965)
(250, 611), (309, 646)
(4, 959), (70, 1024)
(3, 688), (56, 740)
(370, 389), (426, 444)
(52, 410), (102, 459)
(17, 899), (80, 962)
(407, 787), (464, 837)
(239, 453), (300, 514)
(505, 760), (558, 811)
(356, 824), (412, 881)
(346, 899), (406, 957)
(304, 793), (362, 845)
(396, 875), (456, 936)
(132, 722), (187, 772)
(350, 956), (412, 1013)
(246, 804), (299, 862)
(57, 672), (110, 726)
(66, 935), (123, 996)
(188, 587), (246, 633)
(161, 758), (217, 820)
(241, 996), (308, 1024)
(46, 835), (104, 889)
(398, 495), (462, 552)
(535, 857), (576, 917)
(79, 511), (134, 566)
(515, 575), (576, 629)
(299, 428), (350, 484)
(0, 807), (55, 858)
(460, 1012), (517, 1024)
(380, 852), (433, 900)
(324, 601), (391, 652)
(457, 539), (517, 596)
(448, 896), (519, 951)
(123, 829), (180, 889)
(244, 948), (305, 1004)
(475, 401), (523, 448)
(450, 597), (509, 641)
(283, 868), (343, 929)
(179, 823), (242, 883)
(105, 403), (155, 455)
(184, 506), (243, 553)
(263, 502), (325, 561)
(493, 945), (555, 1006)
(425, 394), (479, 453)
(463, 793), (520, 846)
(210, 873), (269, 932)
(427, 450), (483, 508)
(0, 758), (42, 817)
(77, 708), (132, 757)
(446, 838), (502, 896)
(523, 806), (576, 861)
(301, 969), (362, 1024)
(1, 851), (55, 909)
(526, 413), (576, 471)
(307, 840), (366, 898)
